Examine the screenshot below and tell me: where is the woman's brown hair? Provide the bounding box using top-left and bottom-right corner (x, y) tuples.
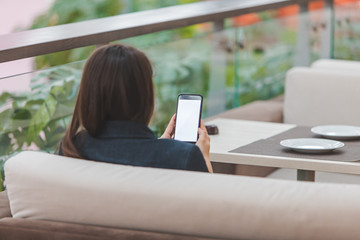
(61, 43), (154, 158)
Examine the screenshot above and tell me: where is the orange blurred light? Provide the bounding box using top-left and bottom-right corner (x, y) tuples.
(233, 13), (261, 27)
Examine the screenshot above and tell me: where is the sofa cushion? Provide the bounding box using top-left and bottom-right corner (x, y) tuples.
(205, 96), (283, 123)
(5, 151), (360, 240)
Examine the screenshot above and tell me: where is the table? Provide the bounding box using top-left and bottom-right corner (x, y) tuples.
(208, 118), (360, 181)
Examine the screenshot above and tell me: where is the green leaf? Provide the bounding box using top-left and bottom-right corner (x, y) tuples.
(176, 66), (190, 80)
(26, 94), (57, 145)
(42, 125), (65, 149)
(32, 135), (46, 149)
(0, 109), (13, 132)
(0, 160), (4, 192)
(25, 99), (45, 112)
(0, 134), (11, 156)
(0, 171), (3, 192)
(31, 69), (52, 83)
(11, 108), (32, 120)
(12, 130), (27, 151)
(0, 92), (13, 107)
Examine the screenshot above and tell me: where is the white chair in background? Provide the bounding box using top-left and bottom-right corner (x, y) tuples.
(283, 66), (360, 126)
(268, 65), (360, 183)
(311, 58), (360, 73)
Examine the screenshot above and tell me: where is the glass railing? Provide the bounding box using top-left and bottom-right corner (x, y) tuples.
(0, 62), (85, 190)
(333, 2), (360, 60)
(2, 1), (360, 190)
(0, 61), (84, 156)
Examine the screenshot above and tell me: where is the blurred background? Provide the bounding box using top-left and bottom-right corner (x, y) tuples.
(1, 0), (360, 173)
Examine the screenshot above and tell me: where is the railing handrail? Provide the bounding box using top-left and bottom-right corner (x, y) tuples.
(0, 0), (312, 64)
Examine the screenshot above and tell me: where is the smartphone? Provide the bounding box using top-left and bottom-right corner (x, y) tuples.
(174, 94), (203, 143)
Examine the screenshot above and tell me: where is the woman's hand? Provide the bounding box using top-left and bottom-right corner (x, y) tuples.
(161, 115), (213, 173)
(196, 120), (213, 173)
(160, 114), (176, 139)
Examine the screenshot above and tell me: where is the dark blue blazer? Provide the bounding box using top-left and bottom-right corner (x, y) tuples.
(59, 121), (208, 172)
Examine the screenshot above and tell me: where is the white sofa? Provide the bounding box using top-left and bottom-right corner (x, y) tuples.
(3, 151), (360, 240)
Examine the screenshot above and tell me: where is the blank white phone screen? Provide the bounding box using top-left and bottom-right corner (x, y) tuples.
(174, 99), (201, 142)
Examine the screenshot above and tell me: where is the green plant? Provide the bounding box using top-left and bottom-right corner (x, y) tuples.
(0, 65), (83, 190)
(0, 65), (82, 154)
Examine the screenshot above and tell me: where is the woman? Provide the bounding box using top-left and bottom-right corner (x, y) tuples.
(60, 43), (213, 173)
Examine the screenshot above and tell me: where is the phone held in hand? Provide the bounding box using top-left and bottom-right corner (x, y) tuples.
(174, 94), (203, 143)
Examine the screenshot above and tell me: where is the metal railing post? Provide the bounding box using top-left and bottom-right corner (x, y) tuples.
(295, 2), (311, 66)
(206, 20), (227, 116)
(321, 0), (335, 59)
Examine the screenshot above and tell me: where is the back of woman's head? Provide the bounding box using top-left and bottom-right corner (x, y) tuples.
(62, 43), (154, 158)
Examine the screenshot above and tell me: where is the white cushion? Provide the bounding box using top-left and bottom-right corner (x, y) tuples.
(312, 59), (360, 72)
(5, 151), (360, 239)
(284, 67), (360, 126)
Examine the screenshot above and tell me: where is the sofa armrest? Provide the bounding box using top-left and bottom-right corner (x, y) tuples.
(205, 95), (284, 123)
(0, 191), (11, 219)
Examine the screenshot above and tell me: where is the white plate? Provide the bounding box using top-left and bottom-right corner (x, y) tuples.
(311, 125), (360, 140)
(280, 138), (344, 153)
